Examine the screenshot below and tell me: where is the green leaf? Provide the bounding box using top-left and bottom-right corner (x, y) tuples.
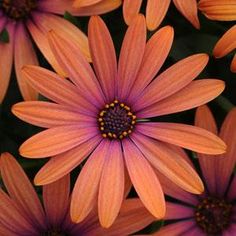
(64, 11), (81, 28)
(0, 28), (9, 43)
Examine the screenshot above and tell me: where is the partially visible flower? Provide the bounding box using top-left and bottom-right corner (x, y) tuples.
(0, 152), (154, 235)
(123, 0), (200, 31)
(0, 0), (121, 102)
(153, 105), (236, 235)
(198, 0), (236, 21)
(212, 25), (236, 73)
(12, 14), (226, 228)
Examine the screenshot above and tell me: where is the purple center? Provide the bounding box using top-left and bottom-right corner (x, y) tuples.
(195, 196), (233, 234)
(1, 0), (37, 19)
(98, 100), (136, 139)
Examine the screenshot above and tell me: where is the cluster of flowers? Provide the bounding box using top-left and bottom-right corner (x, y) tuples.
(0, 0), (236, 235)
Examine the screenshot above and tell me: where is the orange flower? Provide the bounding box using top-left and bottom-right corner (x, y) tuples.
(0, 153), (154, 235)
(13, 15), (226, 228)
(0, 0), (121, 103)
(123, 0), (200, 31)
(198, 0), (236, 21)
(153, 105), (236, 235)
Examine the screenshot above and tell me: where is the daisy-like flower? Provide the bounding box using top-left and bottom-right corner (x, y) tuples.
(123, 0), (200, 31)
(0, 152), (154, 236)
(13, 14), (226, 228)
(153, 105), (236, 236)
(0, 0), (121, 103)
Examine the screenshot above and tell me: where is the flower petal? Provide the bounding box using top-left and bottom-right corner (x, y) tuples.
(48, 30), (105, 107)
(195, 105), (218, 195)
(0, 189), (38, 235)
(0, 153), (46, 231)
(131, 133), (204, 194)
(165, 202), (194, 220)
(128, 25), (174, 102)
(35, 136), (101, 185)
(138, 79), (225, 118)
(123, 139), (166, 219)
(123, 0), (142, 25)
(88, 16), (117, 101)
(27, 20), (65, 76)
(98, 141), (124, 228)
(199, 0), (236, 21)
(88, 199), (155, 235)
(118, 14), (146, 100)
(173, 0), (200, 29)
(14, 22), (38, 101)
(21, 65), (96, 115)
(135, 54), (209, 111)
(39, 0), (121, 15)
(70, 140), (109, 223)
(137, 122), (226, 154)
(227, 175), (236, 201)
(217, 108), (236, 196)
(73, 0), (102, 8)
(12, 101), (94, 128)
(230, 53), (236, 73)
(20, 125), (98, 158)
(33, 12), (91, 62)
(43, 175), (70, 226)
(146, 0), (171, 31)
(0, 23), (14, 103)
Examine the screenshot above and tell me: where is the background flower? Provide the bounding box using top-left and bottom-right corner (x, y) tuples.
(12, 14), (226, 228)
(153, 105), (236, 235)
(0, 152), (154, 235)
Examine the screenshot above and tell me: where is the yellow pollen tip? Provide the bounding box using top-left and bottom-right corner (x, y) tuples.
(110, 103), (115, 107)
(98, 118), (103, 122)
(120, 103), (124, 107)
(100, 127), (104, 131)
(114, 100), (118, 104)
(131, 121), (136, 125)
(132, 115), (136, 119)
(105, 104), (109, 109)
(102, 134), (107, 138)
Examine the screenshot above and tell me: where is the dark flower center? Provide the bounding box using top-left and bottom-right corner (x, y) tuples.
(98, 99), (136, 139)
(195, 196), (233, 234)
(42, 230), (70, 236)
(1, 0), (37, 19)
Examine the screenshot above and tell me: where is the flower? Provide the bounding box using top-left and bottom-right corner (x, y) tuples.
(0, 152), (154, 235)
(123, 0), (200, 31)
(12, 14), (226, 228)
(153, 105), (236, 235)
(0, 0), (121, 103)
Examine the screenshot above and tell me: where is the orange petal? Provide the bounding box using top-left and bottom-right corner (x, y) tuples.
(0, 23), (14, 103)
(138, 79), (225, 118)
(73, 0), (102, 8)
(98, 141), (124, 228)
(43, 175), (70, 226)
(33, 12), (91, 62)
(199, 0), (236, 21)
(0, 189), (38, 235)
(195, 105), (218, 194)
(35, 136), (101, 185)
(230, 53), (236, 72)
(88, 16), (117, 101)
(137, 122), (226, 154)
(123, 0), (142, 25)
(70, 140), (109, 223)
(21, 65), (96, 115)
(131, 133), (204, 194)
(48, 30), (105, 107)
(39, 0), (121, 15)
(0, 224), (19, 236)
(20, 125), (98, 158)
(89, 199), (155, 235)
(128, 25), (174, 102)
(213, 25), (236, 58)
(27, 20), (65, 76)
(14, 22), (38, 101)
(0, 153), (46, 230)
(135, 54), (209, 111)
(123, 139), (166, 219)
(118, 14), (146, 100)
(173, 0), (200, 29)
(217, 108), (236, 196)
(12, 101), (94, 128)
(146, 0), (171, 31)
